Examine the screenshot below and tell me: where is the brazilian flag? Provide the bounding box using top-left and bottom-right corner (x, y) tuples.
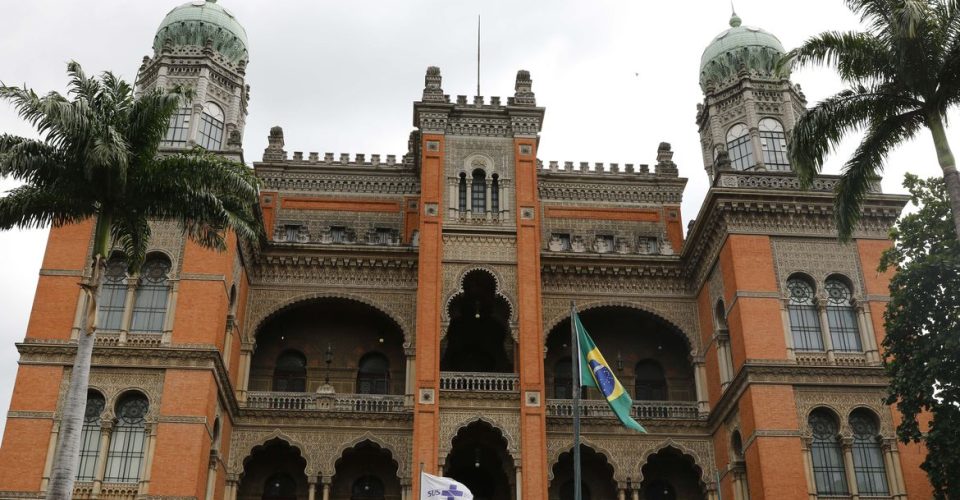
(573, 311), (646, 432)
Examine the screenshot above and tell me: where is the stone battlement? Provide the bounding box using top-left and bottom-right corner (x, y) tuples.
(260, 125), (411, 167)
(539, 142), (680, 178)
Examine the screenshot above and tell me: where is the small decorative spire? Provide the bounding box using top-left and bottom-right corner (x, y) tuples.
(729, 3), (742, 27)
(422, 66), (445, 103)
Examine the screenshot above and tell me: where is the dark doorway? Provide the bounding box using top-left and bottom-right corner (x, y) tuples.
(444, 421), (514, 500)
(639, 447), (705, 500)
(441, 271), (513, 373)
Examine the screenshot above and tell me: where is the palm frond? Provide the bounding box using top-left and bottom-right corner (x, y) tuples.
(111, 214), (150, 273)
(834, 109), (925, 239)
(0, 184), (94, 230)
(782, 31), (893, 84)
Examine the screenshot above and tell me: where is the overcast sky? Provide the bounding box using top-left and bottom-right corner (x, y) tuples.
(0, 0), (953, 440)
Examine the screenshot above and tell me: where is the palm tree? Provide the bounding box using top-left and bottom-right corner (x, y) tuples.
(783, 0), (960, 239)
(0, 62), (261, 499)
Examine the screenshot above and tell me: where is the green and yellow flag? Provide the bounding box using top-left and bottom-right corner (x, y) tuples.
(573, 311), (646, 432)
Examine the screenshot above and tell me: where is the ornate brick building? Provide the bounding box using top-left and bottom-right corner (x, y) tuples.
(0, 1), (932, 499)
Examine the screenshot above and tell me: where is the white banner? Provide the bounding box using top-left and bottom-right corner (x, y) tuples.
(420, 471), (473, 499)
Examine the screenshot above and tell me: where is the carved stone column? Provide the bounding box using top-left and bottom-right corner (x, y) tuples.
(485, 182), (492, 221)
(225, 476), (239, 500)
(840, 437), (860, 499)
(800, 439), (817, 500)
(204, 451), (219, 500)
(162, 279), (180, 344)
(855, 303), (880, 363)
(631, 489), (639, 500)
(617, 488), (626, 500)
(40, 421), (60, 492)
(139, 422), (159, 494)
(817, 302), (835, 362)
(308, 477), (317, 500)
(886, 439), (908, 499)
(119, 279), (138, 345)
(515, 466), (522, 500)
(238, 342), (254, 402)
(404, 343), (416, 407)
(780, 299), (796, 360)
(448, 179), (458, 218)
(92, 420), (114, 495)
(693, 357), (710, 413)
(322, 478), (331, 500)
(466, 181), (473, 217)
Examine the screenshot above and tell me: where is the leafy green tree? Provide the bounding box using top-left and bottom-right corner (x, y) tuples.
(880, 174), (960, 499)
(0, 62), (261, 499)
(783, 0), (960, 240)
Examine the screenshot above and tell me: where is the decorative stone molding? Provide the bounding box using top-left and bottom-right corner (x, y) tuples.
(770, 237), (867, 298)
(442, 234), (517, 264)
(439, 411), (521, 463)
(794, 386), (894, 439)
(56, 367), (165, 421)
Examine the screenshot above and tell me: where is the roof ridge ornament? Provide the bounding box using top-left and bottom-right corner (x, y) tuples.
(729, 2), (742, 28)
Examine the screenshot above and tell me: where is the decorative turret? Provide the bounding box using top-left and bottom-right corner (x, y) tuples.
(137, 0), (250, 159)
(695, 10), (807, 183)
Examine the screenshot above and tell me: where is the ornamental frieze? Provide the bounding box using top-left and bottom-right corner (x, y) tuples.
(770, 237), (867, 297)
(438, 410), (521, 464)
(793, 386), (894, 440)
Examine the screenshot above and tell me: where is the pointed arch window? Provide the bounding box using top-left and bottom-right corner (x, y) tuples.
(554, 357), (572, 399)
(725, 123), (755, 170)
(351, 475), (385, 499)
(273, 350), (307, 392)
(357, 352), (390, 394)
(198, 102), (225, 150)
(825, 278), (862, 352)
(471, 169), (487, 213)
(634, 360), (667, 401)
(458, 173), (467, 212)
(77, 390), (106, 481)
(263, 472), (298, 500)
(787, 276), (824, 351)
(97, 256), (128, 331)
(130, 255), (171, 333)
(809, 409), (848, 495)
(104, 392), (148, 483)
(160, 107), (192, 147)
(759, 118), (789, 171)
(850, 409), (889, 495)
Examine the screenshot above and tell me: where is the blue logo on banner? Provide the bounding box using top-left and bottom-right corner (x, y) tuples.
(441, 484), (465, 499)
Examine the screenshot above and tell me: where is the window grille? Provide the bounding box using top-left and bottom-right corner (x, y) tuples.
(809, 409), (849, 495)
(850, 410), (889, 495)
(634, 360), (667, 400)
(77, 392), (106, 481)
(491, 174), (500, 213)
(357, 352), (390, 394)
(825, 279), (862, 352)
(198, 102), (224, 150)
(273, 350), (307, 392)
(97, 256), (128, 331)
(104, 394), (148, 483)
(130, 256), (171, 333)
(787, 277), (824, 351)
(726, 124), (755, 170)
(471, 170), (487, 213)
(759, 118), (790, 171)
(160, 107), (191, 147)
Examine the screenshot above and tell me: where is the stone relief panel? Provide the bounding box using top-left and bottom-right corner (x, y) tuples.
(770, 237), (867, 298)
(538, 179), (685, 205)
(439, 410), (521, 463)
(57, 368), (165, 421)
(442, 234), (517, 264)
(545, 434), (716, 485)
(541, 271), (688, 298)
(228, 427), (412, 479)
(243, 287), (416, 345)
(444, 136), (515, 181)
(794, 386), (894, 439)
(541, 297), (700, 352)
(257, 172), (420, 195)
(708, 264), (724, 314)
(144, 220), (185, 275)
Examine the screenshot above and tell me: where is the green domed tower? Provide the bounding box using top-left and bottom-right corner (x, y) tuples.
(136, 0), (250, 159)
(695, 11), (806, 181)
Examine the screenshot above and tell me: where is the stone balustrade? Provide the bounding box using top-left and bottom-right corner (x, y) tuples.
(439, 372), (519, 392)
(244, 391), (407, 413)
(545, 399), (701, 420)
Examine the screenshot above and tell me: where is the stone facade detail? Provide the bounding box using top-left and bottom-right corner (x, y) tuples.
(770, 237), (867, 297)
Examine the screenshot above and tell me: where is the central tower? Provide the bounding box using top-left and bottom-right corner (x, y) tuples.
(411, 68), (548, 497)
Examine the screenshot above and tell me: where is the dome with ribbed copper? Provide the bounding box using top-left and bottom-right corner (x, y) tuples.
(153, 0), (248, 64)
(699, 13), (787, 91)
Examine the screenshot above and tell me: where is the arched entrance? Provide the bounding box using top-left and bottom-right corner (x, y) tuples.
(238, 439), (308, 500)
(441, 270), (513, 373)
(331, 440), (401, 500)
(639, 447), (705, 500)
(548, 445), (617, 500)
(444, 421), (515, 500)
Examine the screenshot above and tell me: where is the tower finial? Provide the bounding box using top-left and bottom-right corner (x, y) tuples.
(729, 2), (742, 27)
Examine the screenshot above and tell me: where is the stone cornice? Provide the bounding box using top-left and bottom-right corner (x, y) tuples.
(248, 249), (419, 286)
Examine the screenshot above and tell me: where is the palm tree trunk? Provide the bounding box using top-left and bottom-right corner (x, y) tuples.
(46, 214), (111, 499)
(928, 114), (960, 238)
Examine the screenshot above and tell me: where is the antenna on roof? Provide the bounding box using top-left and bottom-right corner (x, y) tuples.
(476, 14), (481, 98)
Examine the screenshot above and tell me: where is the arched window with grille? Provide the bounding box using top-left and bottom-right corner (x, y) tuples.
(263, 472), (297, 500)
(825, 277), (863, 352)
(634, 360), (667, 401)
(198, 102), (225, 150)
(554, 357), (572, 399)
(808, 408), (848, 495)
(458, 172), (467, 212)
(97, 255), (128, 331)
(787, 276), (824, 351)
(758, 118), (790, 171)
(491, 173), (500, 214)
(471, 169), (487, 213)
(725, 123), (755, 170)
(850, 409), (889, 495)
(77, 390), (106, 481)
(130, 255), (171, 333)
(273, 350), (307, 392)
(357, 352), (390, 394)
(351, 475), (385, 500)
(104, 392), (149, 483)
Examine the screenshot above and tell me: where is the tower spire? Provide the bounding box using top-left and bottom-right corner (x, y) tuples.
(477, 14), (481, 98)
